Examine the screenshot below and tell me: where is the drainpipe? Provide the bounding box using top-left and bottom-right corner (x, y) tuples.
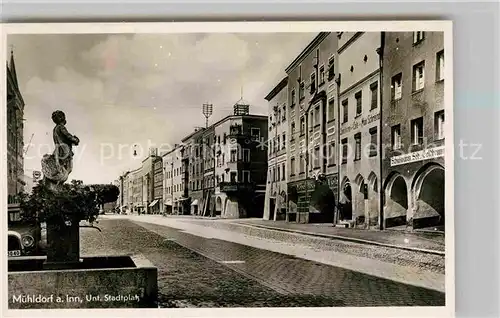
(335, 70), (341, 226)
(378, 32), (386, 230)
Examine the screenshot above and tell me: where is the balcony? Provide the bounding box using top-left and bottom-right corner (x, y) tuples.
(219, 181), (255, 193)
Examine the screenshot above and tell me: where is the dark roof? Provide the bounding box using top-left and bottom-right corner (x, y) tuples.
(264, 76), (288, 101)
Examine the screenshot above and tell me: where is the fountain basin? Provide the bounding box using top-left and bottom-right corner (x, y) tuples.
(8, 254), (158, 309)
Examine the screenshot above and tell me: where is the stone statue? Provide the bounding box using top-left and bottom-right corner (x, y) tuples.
(41, 110), (80, 189)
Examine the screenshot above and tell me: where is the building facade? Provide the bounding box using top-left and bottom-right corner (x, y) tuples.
(151, 154), (163, 214)
(201, 127), (216, 216)
(381, 31), (445, 230)
(7, 50), (25, 201)
(337, 32), (382, 228)
(263, 77), (289, 221)
(182, 127), (206, 215)
(211, 102), (268, 218)
(163, 145), (186, 214)
(285, 32), (339, 224)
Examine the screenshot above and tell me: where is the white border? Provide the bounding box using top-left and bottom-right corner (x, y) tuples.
(0, 21), (454, 318)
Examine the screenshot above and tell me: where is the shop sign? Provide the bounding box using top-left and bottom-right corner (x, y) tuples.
(390, 146), (445, 167)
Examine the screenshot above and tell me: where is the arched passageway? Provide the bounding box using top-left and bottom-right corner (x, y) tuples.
(383, 173), (408, 228)
(412, 164), (445, 229)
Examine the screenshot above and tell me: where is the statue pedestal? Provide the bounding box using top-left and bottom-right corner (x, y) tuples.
(43, 218), (81, 270)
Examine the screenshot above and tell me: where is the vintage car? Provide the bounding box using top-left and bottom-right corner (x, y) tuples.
(8, 204), (47, 258)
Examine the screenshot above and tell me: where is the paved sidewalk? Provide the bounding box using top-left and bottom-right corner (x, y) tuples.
(236, 219), (445, 254)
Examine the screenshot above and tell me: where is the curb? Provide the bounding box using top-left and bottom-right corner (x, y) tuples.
(237, 222), (445, 256)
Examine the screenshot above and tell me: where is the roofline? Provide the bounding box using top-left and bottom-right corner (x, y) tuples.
(284, 32), (331, 74)
(210, 114), (268, 130)
(181, 127), (206, 142)
(264, 76), (288, 101)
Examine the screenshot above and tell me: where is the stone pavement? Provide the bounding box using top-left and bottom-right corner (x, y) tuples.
(236, 219), (445, 254)
(84, 217), (445, 307)
(102, 214), (446, 293)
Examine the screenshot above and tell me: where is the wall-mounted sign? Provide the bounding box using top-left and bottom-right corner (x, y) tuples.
(390, 146), (445, 167)
(340, 113), (380, 135)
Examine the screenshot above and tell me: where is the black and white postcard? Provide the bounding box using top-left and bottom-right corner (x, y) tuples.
(1, 21), (454, 317)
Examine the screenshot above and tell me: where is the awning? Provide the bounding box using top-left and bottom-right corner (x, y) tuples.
(165, 199), (172, 206)
(191, 199), (199, 206)
(148, 199), (159, 207)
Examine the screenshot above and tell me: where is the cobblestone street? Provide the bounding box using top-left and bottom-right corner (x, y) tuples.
(82, 217), (445, 307)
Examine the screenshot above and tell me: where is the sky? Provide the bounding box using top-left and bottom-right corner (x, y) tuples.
(7, 32), (315, 184)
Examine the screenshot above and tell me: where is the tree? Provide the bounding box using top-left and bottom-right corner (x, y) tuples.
(18, 179), (100, 228)
(89, 184), (120, 210)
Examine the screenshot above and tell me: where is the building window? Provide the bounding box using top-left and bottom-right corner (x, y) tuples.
(282, 132), (286, 149)
(251, 128), (260, 141)
(370, 82), (378, 110)
(282, 163), (286, 180)
(391, 73), (403, 100)
(413, 61), (425, 91)
(230, 172), (237, 183)
(391, 125), (402, 150)
(411, 117), (424, 145)
(242, 170), (250, 183)
(223, 133), (227, 144)
(328, 142), (336, 166)
(319, 65), (325, 85)
(277, 136), (281, 151)
(310, 73), (316, 93)
(436, 50), (445, 81)
(413, 31), (425, 44)
(299, 82), (305, 100)
(355, 91), (362, 116)
(314, 105), (320, 126)
(341, 138), (348, 164)
(277, 109), (281, 124)
(369, 127), (377, 157)
(291, 89), (296, 107)
(300, 116), (305, 135)
(342, 99), (348, 123)
(354, 133), (361, 161)
(328, 98), (335, 122)
(276, 166), (280, 181)
(282, 105), (286, 121)
(435, 110), (445, 140)
(299, 155), (305, 173)
(328, 56), (335, 81)
(230, 149), (238, 162)
(290, 157), (296, 176)
(243, 148), (250, 162)
(314, 147), (320, 168)
(291, 122), (296, 140)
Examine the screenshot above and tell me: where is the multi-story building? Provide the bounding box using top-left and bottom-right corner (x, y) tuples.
(199, 126), (216, 216)
(162, 145), (186, 214)
(286, 32), (339, 224)
(7, 50), (25, 201)
(181, 127), (206, 215)
(213, 101), (268, 218)
(381, 31), (445, 230)
(337, 32), (382, 228)
(151, 154), (163, 214)
(162, 149), (174, 214)
(263, 77), (289, 221)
